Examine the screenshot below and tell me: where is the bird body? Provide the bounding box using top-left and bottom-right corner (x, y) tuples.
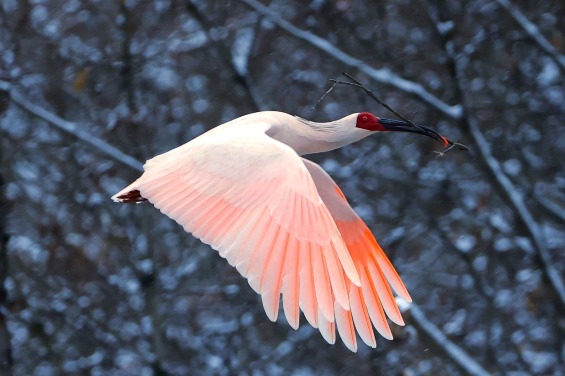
(113, 111), (448, 351)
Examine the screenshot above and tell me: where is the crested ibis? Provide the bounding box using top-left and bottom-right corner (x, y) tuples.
(112, 111), (450, 352)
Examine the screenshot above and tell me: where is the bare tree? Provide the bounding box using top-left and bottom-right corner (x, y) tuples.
(1, 0), (563, 374)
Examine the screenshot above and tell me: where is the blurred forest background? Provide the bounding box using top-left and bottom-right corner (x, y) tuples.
(1, 0), (564, 375)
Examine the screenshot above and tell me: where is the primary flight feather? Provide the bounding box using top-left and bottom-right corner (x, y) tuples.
(112, 111), (449, 352)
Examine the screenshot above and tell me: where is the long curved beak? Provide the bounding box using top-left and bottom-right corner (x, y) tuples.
(378, 118), (449, 147)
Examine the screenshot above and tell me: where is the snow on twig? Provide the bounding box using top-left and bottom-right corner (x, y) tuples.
(0, 80), (144, 172)
(238, 0), (463, 119)
(423, 5), (565, 309)
(495, 0), (565, 71)
(431, 26), (565, 309)
(408, 304), (491, 376)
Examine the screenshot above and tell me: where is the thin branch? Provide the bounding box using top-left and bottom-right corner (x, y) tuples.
(306, 79), (339, 115)
(425, 11), (565, 310)
(238, 0), (463, 119)
(495, 0), (565, 71)
(408, 303), (491, 376)
(0, 80), (143, 172)
(430, 216), (527, 371)
(465, 110), (565, 308)
(340, 72), (418, 125)
(330, 73), (469, 152)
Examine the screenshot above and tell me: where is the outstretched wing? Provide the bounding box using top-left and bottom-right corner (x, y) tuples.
(301, 158), (412, 352)
(112, 127), (362, 342)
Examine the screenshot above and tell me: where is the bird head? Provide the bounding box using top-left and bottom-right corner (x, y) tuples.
(355, 112), (449, 147)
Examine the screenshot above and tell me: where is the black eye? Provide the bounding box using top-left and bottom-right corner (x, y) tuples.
(363, 116), (368, 121)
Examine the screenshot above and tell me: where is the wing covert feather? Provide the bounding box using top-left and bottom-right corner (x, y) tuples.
(112, 129), (363, 347)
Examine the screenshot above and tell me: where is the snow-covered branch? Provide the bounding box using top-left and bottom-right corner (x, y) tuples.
(238, 0), (462, 119)
(425, 13), (565, 309)
(455, 84), (565, 310)
(495, 0), (565, 71)
(423, 1), (565, 310)
(0, 80), (143, 172)
(408, 304), (491, 376)
(467, 120), (565, 307)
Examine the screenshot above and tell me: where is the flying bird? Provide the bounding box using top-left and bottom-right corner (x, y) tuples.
(112, 111), (450, 352)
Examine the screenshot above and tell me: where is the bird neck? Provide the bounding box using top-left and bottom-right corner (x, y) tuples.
(279, 114), (370, 156)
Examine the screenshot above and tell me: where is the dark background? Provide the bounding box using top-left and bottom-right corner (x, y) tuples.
(1, 1), (564, 375)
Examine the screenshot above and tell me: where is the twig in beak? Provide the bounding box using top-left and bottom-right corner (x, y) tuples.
(332, 72), (470, 154)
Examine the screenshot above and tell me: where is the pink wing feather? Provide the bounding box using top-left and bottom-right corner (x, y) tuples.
(112, 128), (362, 343)
(301, 158), (412, 352)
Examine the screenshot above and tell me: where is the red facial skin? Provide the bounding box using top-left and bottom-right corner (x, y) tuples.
(355, 112), (383, 131)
